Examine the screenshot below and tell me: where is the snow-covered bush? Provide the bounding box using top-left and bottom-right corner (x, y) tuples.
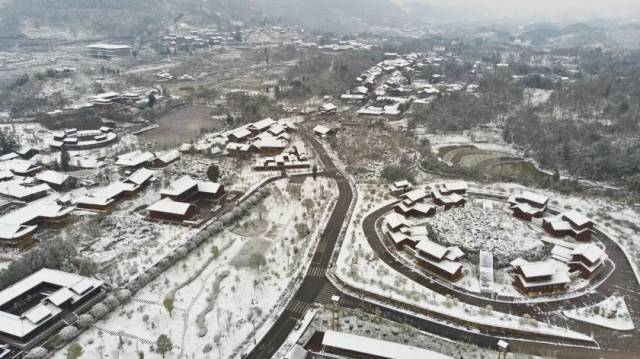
(58, 325), (79, 341)
(76, 313), (94, 328)
(210, 221), (223, 232)
(116, 289), (132, 302)
(222, 212), (234, 225)
(25, 347), (48, 359)
(176, 247), (188, 258)
(90, 303), (110, 319)
(104, 294), (120, 309)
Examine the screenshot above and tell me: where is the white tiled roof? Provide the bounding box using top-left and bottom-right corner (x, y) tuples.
(416, 239), (448, 260)
(563, 210), (592, 227)
(160, 176), (198, 197)
(519, 262), (555, 278)
(572, 243), (605, 264)
(125, 168), (154, 186)
(322, 330), (453, 359)
(148, 198), (192, 215)
(0, 269), (102, 338)
(36, 170), (70, 186)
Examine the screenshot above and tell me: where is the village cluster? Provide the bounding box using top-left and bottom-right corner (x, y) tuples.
(383, 181), (607, 296)
(0, 8), (638, 359)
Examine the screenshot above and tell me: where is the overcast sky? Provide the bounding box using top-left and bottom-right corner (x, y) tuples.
(392, 0), (640, 20)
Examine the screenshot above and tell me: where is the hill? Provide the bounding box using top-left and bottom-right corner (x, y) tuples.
(0, 0), (404, 39)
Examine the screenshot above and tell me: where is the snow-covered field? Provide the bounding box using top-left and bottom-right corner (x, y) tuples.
(54, 176), (337, 359)
(276, 305), (555, 359)
(563, 296), (634, 331)
(423, 204), (546, 266)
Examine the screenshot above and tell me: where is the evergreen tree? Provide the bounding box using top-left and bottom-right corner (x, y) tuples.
(156, 334), (172, 358)
(66, 343), (82, 359)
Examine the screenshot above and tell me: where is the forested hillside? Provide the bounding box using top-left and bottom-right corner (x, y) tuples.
(0, 0), (403, 39)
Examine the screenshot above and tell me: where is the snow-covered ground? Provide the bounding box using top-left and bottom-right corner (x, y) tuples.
(54, 176), (337, 359)
(524, 88), (553, 106)
(563, 296), (634, 331)
(422, 204), (546, 265)
(275, 305), (555, 359)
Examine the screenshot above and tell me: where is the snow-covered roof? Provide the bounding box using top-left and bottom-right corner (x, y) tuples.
(402, 189), (428, 203)
(416, 239), (448, 260)
(387, 230), (413, 245)
(0, 170), (14, 181)
(268, 125), (287, 136)
(357, 106), (385, 116)
(517, 270), (570, 288)
(36, 170), (70, 186)
(91, 181), (136, 200)
(115, 151), (155, 167)
(412, 202), (435, 214)
(0, 181), (50, 200)
(287, 345), (308, 359)
(572, 243), (605, 264)
(448, 193), (465, 203)
(410, 225), (428, 236)
(0, 269), (102, 338)
(519, 191), (549, 206)
(416, 253), (462, 275)
(442, 182), (467, 192)
(253, 133), (287, 149)
(156, 149), (181, 164)
(226, 142), (253, 152)
(0, 159), (41, 174)
(0, 222), (37, 240)
(385, 212), (408, 230)
(551, 245), (573, 263)
(341, 94), (366, 100)
(546, 216), (573, 231)
(513, 202), (543, 215)
(320, 103), (337, 111)
(75, 196), (114, 207)
(197, 181), (223, 194)
(322, 331), (453, 359)
(161, 176), (198, 197)
(392, 180), (412, 189)
(444, 246), (465, 261)
(518, 262), (555, 279)
(0, 153), (19, 161)
(229, 128), (252, 140)
(93, 91), (120, 99)
(250, 118), (277, 131)
(125, 168), (154, 186)
(0, 203), (74, 227)
(563, 210), (592, 227)
(313, 125), (332, 135)
(24, 303), (53, 324)
(87, 43), (132, 50)
(47, 288), (74, 306)
(148, 198), (193, 215)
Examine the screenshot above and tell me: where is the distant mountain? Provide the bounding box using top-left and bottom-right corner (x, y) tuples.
(0, 0), (405, 39)
(518, 22), (616, 48)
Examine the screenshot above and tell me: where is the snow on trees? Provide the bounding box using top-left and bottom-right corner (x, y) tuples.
(90, 303), (110, 319)
(59, 325), (79, 341)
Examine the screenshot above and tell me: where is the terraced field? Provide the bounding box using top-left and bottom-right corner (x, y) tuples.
(439, 145), (551, 183)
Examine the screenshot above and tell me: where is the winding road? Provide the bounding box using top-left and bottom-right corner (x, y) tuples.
(362, 197), (640, 358)
(245, 133), (640, 359)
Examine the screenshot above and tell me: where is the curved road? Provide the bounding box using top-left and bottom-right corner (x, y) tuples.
(246, 134), (639, 359)
(244, 132), (353, 359)
(363, 199), (640, 358)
